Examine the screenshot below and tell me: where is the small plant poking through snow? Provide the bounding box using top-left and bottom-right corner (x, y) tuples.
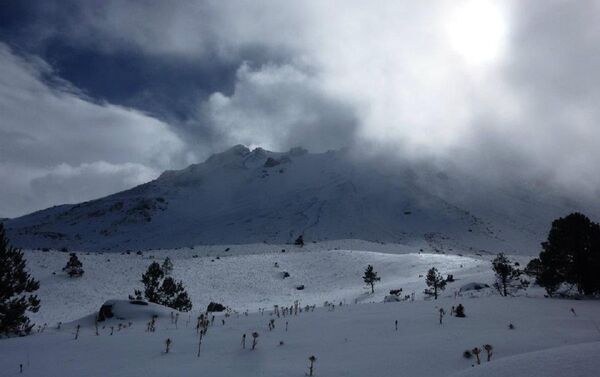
(162, 257), (173, 276)
(251, 332), (259, 350)
(471, 347), (481, 365)
(483, 344), (493, 361)
(463, 350), (472, 359)
(455, 304), (466, 317)
(308, 355), (317, 376)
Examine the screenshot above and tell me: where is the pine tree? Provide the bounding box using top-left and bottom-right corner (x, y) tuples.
(524, 258), (542, 277)
(136, 261), (192, 311)
(159, 277), (192, 312)
(362, 265), (380, 293)
(491, 253), (526, 296)
(424, 267), (446, 299)
(162, 257), (173, 276)
(529, 213), (600, 296)
(141, 262), (164, 303)
(0, 224), (40, 336)
(63, 253), (84, 277)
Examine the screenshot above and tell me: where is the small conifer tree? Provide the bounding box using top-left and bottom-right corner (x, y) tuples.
(158, 277), (192, 312)
(425, 267), (446, 299)
(136, 261), (192, 311)
(141, 262), (164, 303)
(492, 253), (525, 296)
(294, 235), (304, 247)
(162, 257), (173, 276)
(63, 253), (84, 277)
(363, 265), (381, 294)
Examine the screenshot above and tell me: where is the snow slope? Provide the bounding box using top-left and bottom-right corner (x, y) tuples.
(23, 244), (489, 326)
(3, 145), (580, 254)
(450, 342), (600, 377)
(1, 295), (599, 377)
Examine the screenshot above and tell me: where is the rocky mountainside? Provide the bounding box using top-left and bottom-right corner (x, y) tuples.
(3, 145), (578, 253)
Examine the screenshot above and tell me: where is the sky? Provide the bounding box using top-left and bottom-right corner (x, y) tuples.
(1, 0), (599, 218)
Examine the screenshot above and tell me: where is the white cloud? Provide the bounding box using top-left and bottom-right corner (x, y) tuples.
(30, 161), (158, 206)
(200, 63), (357, 152)
(0, 43), (193, 217)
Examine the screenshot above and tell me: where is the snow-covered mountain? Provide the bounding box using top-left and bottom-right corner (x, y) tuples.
(2, 145), (578, 253)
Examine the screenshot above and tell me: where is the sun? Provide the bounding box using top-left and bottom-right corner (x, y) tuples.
(445, 0), (508, 66)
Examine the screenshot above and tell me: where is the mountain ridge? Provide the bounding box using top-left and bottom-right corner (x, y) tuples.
(2, 145), (580, 253)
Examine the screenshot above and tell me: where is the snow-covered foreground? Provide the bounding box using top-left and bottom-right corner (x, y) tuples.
(1, 296), (600, 377)
(2, 244), (599, 377)
(23, 243), (488, 326)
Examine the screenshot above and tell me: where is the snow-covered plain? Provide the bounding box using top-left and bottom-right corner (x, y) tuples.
(1, 296), (600, 377)
(22, 241), (488, 326)
(1, 243), (599, 377)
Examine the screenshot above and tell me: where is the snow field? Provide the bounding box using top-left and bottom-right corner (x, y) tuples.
(3, 245), (599, 377)
(23, 245), (486, 326)
(1, 297), (599, 377)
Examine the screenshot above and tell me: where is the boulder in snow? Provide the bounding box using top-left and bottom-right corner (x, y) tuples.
(279, 271), (290, 279)
(384, 295), (402, 302)
(207, 302), (226, 312)
(97, 299), (170, 322)
(459, 282), (490, 292)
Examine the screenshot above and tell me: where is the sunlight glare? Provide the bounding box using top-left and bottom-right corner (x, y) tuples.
(445, 0), (508, 66)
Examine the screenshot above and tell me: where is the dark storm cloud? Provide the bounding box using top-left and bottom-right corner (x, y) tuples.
(0, 1), (237, 123)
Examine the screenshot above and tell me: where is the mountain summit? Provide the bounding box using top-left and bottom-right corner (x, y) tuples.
(3, 146), (573, 253)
